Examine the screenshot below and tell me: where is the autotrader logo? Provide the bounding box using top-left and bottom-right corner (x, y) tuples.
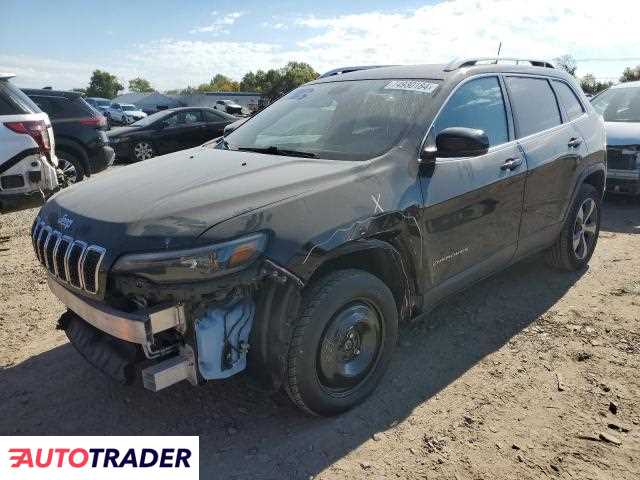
(1, 436), (199, 480)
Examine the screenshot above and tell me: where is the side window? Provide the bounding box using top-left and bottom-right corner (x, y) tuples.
(163, 113), (180, 126)
(552, 81), (585, 121)
(183, 110), (203, 123)
(204, 110), (223, 122)
(434, 76), (508, 147)
(506, 77), (561, 137)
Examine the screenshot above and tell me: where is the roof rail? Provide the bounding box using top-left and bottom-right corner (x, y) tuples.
(319, 65), (395, 79)
(444, 58), (555, 72)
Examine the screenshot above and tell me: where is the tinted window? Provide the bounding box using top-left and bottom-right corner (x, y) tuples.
(0, 81), (41, 114)
(182, 110), (203, 123)
(552, 81), (584, 121)
(591, 86), (640, 123)
(506, 77), (561, 137)
(30, 95), (94, 120)
(204, 110), (224, 122)
(434, 76), (508, 147)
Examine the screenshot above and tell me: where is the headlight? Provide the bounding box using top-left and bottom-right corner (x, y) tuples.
(112, 233), (267, 283)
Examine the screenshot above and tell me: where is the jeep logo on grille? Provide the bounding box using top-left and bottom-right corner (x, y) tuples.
(57, 214), (74, 230)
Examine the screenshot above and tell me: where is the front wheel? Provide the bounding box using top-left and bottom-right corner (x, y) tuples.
(547, 183), (601, 270)
(132, 141), (155, 162)
(285, 269), (398, 416)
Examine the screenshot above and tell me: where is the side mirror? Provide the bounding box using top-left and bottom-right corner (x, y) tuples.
(420, 127), (490, 164)
(434, 127), (489, 158)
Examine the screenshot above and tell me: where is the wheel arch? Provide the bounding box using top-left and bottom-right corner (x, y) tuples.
(304, 238), (418, 321)
(55, 137), (90, 177)
(563, 162), (606, 223)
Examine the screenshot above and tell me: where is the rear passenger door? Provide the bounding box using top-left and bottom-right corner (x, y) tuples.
(419, 75), (526, 296)
(504, 76), (583, 251)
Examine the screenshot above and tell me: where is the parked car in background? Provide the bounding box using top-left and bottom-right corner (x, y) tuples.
(105, 103), (147, 125)
(34, 59), (605, 415)
(23, 89), (114, 184)
(213, 99), (243, 115)
(591, 81), (640, 195)
(0, 74), (59, 213)
(108, 107), (236, 162)
(85, 97), (112, 113)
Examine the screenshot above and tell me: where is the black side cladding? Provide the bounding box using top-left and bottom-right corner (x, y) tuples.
(58, 310), (141, 384)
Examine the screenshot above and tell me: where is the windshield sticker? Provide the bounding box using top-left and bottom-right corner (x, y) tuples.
(384, 80), (438, 95)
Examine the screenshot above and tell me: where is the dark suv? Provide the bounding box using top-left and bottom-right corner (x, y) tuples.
(32, 58), (606, 416)
(23, 89), (114, 183)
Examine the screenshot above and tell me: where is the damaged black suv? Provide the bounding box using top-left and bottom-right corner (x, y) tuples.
(32, 58), (606, 416)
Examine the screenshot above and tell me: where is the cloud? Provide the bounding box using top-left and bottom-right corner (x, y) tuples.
(189, 11), (244, 35)
(4, 0), (640, 91)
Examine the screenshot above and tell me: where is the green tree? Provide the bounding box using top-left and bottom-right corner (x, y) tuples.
(128, 77), (154, 93)
(86, 70), (124, 99)
(580, 73), (613, 96)
(193, 74), (240, 93)
(240, 62), (318, 101)
(620, 65), (640, 83)
(553, 54), (577, 76)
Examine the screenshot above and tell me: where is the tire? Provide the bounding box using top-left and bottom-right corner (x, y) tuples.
(285, 269), (398, 416)
(57, 151), (85, 184)
(131, 141), (155, 162)
(547, 183), (601, 271)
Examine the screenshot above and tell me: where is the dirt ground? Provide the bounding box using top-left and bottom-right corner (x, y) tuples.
(0, 196), (639, 480)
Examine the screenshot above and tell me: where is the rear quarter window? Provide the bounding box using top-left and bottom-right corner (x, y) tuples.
(552, 81), (585, 121)
(0, 81), (42, 114)
(506, 76), (561, 138)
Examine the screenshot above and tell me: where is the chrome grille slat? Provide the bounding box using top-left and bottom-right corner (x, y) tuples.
(30, 220), (106, 295)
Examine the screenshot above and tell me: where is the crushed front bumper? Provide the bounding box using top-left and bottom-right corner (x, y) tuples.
(48, 278), (185, 344)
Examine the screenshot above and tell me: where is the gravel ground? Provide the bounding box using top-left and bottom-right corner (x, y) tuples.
(0, 195), (639, 479)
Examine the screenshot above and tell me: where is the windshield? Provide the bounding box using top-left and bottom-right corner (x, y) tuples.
(96, 99), (111, 107)
(131, 109), (171, 127)
(592, 86), (640, 122)
(122, 105), (137, 111)
(225, 79), (440, 161)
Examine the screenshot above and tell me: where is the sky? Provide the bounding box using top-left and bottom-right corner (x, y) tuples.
(2, 0), (640, 92)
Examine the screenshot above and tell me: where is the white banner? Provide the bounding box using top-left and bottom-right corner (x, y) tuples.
(0, 436), (199, 480)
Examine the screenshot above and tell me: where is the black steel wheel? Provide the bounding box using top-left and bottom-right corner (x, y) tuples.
(285, 269), (398, 416)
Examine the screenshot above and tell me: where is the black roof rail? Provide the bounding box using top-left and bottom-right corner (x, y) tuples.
(319, 65), (396, 79)
(444, 57), (555, 72)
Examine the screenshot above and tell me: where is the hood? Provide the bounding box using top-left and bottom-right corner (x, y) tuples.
(39, 146), (355, 254)
(605, 122), (640, 146)
(107, 125), (142, 137)
(127, 110), (146, 117)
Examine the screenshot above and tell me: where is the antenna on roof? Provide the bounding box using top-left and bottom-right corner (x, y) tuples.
(495, 42), (502, 63)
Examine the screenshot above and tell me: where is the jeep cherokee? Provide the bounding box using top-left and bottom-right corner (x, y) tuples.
(32, 58), (606, 416)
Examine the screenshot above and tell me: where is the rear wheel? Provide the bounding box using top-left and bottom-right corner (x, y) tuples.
(57, 151), (85, 184)
(547, 183), (601, 270)
(285, 269), (398, 416)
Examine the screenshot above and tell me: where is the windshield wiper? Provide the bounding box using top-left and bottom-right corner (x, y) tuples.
(236, 145), (318, 158)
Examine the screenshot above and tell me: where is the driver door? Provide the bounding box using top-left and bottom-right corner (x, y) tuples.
(419, 75), (527, 301)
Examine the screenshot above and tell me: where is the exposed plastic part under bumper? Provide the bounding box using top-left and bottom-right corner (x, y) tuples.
(47, 277), (185, 344)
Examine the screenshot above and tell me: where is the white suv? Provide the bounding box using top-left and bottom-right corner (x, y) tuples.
(0, 73), (59, 213)
(106, 103), (147, 125)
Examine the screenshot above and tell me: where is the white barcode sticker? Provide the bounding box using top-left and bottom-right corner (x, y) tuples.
(384, 80), (438, 94)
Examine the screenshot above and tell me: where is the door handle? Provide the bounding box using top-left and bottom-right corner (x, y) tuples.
(568, 137), (582, 148)
(501, 157), (523, 171)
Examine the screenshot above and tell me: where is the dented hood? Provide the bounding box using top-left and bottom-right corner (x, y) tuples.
(39, 146), (354, 253)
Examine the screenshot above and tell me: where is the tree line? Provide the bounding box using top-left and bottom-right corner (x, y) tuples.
(74, 57), (640, 100)
(75, 61), (319, 101)
(553, 54), (640, 95)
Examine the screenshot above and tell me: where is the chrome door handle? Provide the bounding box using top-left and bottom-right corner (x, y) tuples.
(501, 157), (523, 171)
(568, 137), (582, 148)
